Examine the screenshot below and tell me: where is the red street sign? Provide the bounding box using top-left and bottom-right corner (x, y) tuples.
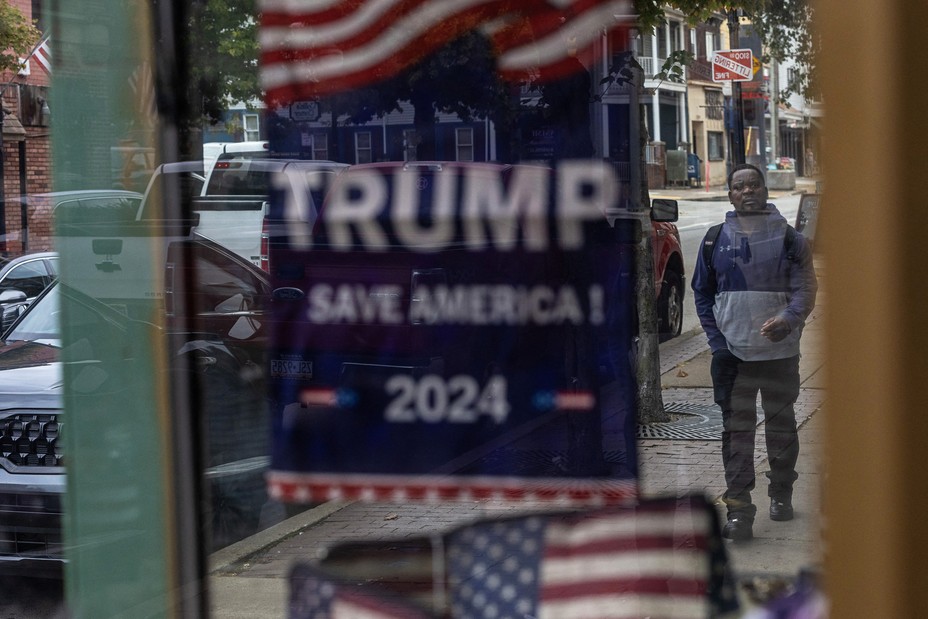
(712, 49), (753, 82)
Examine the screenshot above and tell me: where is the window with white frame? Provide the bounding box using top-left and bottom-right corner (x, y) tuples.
(669, 21), (681, 53)
(244, 113), (260, 141)
(705, 32), (716, 59)
(657, 24), (667, 58)
(455, 128), (474, 162)
(355, 131), (372, 164)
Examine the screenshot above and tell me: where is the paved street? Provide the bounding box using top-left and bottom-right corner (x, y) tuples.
(208, 244), (827, 617)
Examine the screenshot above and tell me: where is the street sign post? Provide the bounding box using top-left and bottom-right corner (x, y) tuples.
(711, 49), (754, 83)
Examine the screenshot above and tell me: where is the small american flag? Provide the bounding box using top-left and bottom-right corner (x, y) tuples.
(21, 34), (52, 75)
(258, 0), (633, 105)
(446, 496), (726, 618)
(297, 495), (737, 618)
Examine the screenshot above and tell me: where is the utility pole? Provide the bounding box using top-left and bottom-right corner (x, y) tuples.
(727, 9), (746, 166)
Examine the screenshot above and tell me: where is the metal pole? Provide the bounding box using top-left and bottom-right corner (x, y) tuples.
(0, 95), (6, 255)
(18, 141), (26, 252)
(728, 10), (746, 166)
(771, 57), (779, 165)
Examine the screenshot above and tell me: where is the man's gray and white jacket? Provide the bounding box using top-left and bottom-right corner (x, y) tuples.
(691, 204), (818, 361)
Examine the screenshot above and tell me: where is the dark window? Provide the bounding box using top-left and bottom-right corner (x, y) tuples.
(705, 90), (724, 120)
(657, 24), (668, 58)
(456, 128), (474, 162)
(31, 0), (46, 32)
(1, 260), (51, 298)
(708, 131), (724, 160)
(355, 132), (372, 164)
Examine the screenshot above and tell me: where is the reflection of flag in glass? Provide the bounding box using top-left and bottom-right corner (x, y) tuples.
(294, 495), (737, 618)
(129, 62), (158, 127)
(258, 0), (633, 105)
(446, 497), (720, 618)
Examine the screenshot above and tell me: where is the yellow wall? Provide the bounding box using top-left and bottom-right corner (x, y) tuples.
(819, 0), (928, 615)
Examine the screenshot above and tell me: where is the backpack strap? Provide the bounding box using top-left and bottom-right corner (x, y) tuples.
(784, 225), (798, 263)
(701, 223), (724, 291)
(702, 223), (724, 272)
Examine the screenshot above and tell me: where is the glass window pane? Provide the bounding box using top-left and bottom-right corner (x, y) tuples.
(2, 261), (49, 297)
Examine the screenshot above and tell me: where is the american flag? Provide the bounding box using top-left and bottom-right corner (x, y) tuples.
(446, 496), (726, 618)
(22, 34), (52, 75)
(128, 61), (158, 127)
(295, 495), (737, 618)
(258, 0), (634, 106)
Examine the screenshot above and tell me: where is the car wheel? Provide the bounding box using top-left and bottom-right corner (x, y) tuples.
(658, 270), (683, 342)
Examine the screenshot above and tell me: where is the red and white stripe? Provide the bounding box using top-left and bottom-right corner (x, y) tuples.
(128, 62), (158, 127)
(259, 0), (633, 105)
(268, 471), (638, 505)
(537, 504), (713, 618)
(30, 35), (52, 75)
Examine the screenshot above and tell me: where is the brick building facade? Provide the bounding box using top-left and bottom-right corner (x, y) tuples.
(1, 0), (53, 257)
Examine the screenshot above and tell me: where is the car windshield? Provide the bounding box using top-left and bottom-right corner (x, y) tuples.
(5, 284), (60, 344)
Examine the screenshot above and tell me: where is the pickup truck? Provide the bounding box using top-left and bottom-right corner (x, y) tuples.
(137, 156), (348, 269)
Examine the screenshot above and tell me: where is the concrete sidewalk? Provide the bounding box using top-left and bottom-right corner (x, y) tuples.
(209, 284), (827, 618)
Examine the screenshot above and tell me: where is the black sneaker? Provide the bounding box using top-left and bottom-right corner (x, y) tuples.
(770, 498), (794, 521)
(722, 516), (753, 541)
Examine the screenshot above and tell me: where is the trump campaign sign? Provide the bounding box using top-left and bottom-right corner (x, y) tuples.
(711, 49), (754, 82)
(259, 0), (643, 507)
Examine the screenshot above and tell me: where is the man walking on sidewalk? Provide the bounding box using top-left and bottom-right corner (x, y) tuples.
(691, 164), (818, 542)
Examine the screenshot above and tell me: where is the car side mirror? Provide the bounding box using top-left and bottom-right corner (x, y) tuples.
(651, 199), (679, 223)
(0, 289), (27, 305)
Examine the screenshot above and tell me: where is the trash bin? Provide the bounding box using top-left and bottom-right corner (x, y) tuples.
(687, 153), (701, 186)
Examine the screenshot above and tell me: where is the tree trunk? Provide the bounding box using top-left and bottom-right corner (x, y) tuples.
(630, 66), (669, 425)
(635, 216), (669, 424)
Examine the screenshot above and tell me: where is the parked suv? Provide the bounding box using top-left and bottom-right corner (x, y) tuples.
(0, 237), (275, 571)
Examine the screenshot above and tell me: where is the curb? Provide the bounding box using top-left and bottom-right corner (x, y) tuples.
(210, 500), (352, 573)
(210, 331), (714, 572)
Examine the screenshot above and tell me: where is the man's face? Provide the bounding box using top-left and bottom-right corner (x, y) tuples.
(728, 168), (769, 214)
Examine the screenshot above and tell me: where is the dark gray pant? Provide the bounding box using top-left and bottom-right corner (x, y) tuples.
(711, 351), (800, 519)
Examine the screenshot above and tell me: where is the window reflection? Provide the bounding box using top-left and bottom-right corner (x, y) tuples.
(0, 0), (830, 616)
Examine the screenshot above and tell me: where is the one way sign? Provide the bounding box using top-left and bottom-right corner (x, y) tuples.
(712, 49), (754, 82)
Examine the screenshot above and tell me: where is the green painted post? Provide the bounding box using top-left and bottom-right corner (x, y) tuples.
(50, 0), (181, 615)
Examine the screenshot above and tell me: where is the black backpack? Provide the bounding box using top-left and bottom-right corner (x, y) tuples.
(701, 223), (798, 281)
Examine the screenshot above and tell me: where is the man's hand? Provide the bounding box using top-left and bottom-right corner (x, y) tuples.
(761, 316), (791, 342)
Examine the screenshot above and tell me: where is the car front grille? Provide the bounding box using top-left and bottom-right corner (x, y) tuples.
(0, 492), (63, 559)
(0, 413), (63, 469)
